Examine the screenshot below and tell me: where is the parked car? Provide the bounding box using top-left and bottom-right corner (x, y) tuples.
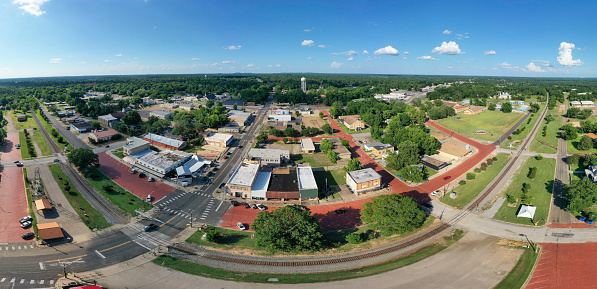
(54, 159), (59, 162)
(334, 209), (347, 215)
(139, 172), (146, 178)
(223, 156), (228, 160)
(21, 221), (32, 228)
(431, 190), (441, 196)
(250, 204), (258, 209)
(256, 204), (266, 211)
(579, 216), (587, 222)
(13, 160), (19, 163)
(16, 163), (23, 167)
(148, 177), (154, 182)
(146, 195), (152, 202)
(21, 232), (34, 239)
(586, 219), (594, 225)
(105, 145), (110, 148)
(143, 223), (158, 232)
(242, 202), (250, 209)
(422, 202), (433, 209)
(15, 144), (20, 149)
(131, 169), (137, 174)
(443, 176), (451, 180)
(231, 200), (239, 206)
(19, 216), (32, 223)
(237, 222), (246, 230)
(219, 183), (226, 188)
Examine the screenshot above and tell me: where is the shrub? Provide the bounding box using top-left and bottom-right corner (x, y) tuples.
(345, 233), (363, 244)
(492, 156), (498, 161)
(567, 154), (581, 165)
(466, 173), (476, 180)
(506, 194), (516, 204)
(205, 229), (222, 243)
(459, 180), (466, 185)
(536, 154), (543, 161)
(474, 168), (481, 173)
(480, 163), (487, 169)
(480, 166), (486, 171)
(487, 159), (493, 165)
(528, 167), (537, 179)
(64, 186), (71, 192)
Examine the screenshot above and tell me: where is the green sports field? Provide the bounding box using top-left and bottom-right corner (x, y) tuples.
(436, 110), (524, 142)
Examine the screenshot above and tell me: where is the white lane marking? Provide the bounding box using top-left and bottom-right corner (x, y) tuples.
(133, 240), (151, 250)
(39, 262), (45, 270)
(95, 250), (106, 259)
(12, 246), (15, 250)
(20, 279), (24, 284)
(30, 245), (33, 248)
(40, 280), (44, 284)
(9, 278), (14, 283)
(30, 280), (35, 284)
(1, 278), (5, 282)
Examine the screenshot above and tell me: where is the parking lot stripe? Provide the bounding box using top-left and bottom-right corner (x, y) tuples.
(17, 246), (20, 250)
(39, 262), (45, 270)
(1, 278), (5, 282)
(50, 280), (54, 284)
(40, 280), (44, 284)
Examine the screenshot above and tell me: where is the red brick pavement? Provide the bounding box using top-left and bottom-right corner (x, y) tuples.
(97, 152), (176, 202)
(0, 167), (30, 242)
(2, 132), (22, 162)
(221, 111), (496, 231)
(526, 243), (597, 289)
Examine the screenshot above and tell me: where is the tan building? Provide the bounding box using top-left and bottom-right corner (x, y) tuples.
(17, 114), (27, 121)
(462, 106), (486, 115)
(338, 115), (366, 131)
(177, 103), (195, 111)
(89, 129), (120, 143)
(160, 103), (179, 109)
(329, 138), (351, 159)
(438, 142), (472, 161)
(371, 143), (394, 159)
(123, 137), (150, 156)
(226, 163), (260, 198)
(204, 133), (234, 148)
(346, 168), (382, 194)
(301, 138), (315, 154)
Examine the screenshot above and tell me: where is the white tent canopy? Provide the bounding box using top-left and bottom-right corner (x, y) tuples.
(517, 205), (536, 219)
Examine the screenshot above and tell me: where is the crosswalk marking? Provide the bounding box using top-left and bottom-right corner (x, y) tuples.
(1, 278), (5, 282)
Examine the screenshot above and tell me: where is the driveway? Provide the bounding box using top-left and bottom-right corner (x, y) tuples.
(97, 152), (176, 202)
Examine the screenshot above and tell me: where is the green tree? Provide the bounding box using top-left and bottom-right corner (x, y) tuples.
(488, 103), (496, 111)
(295, 110), (300, 117)
(67, 148), (99, 169)
(322, 123), (333, 134)
(319, 111), (324, 119)
(361, 194), (427, 236)
(561, 124), (578, 140)
(252, 206), (324, 252)
(122, 111), (141, 125)
(206, 100), (214, 108)
(399, 166), (424, 183)
(567, 154), (581, 165)
(341, 139), (351, 150)
(466, 172), (476, 180)
(91, 121), (101, 129)
(566, 178), (597, 212)
(205, 229), (222, 243)
(345, 233), (363, 244)
(344, 158), (363, 173)
(578, 135), (594, 151)
(320, 138), (333, 152)
(233, 104), (237, 110)
(284, 127), (295, 137)
(326, 150), (339, 164)
(501, 102), (513, 113)
(283, 137), (288, 144)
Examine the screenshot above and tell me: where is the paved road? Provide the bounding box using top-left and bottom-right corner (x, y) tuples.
(549, 99), (574, 224)
(39, 106), (89, 149)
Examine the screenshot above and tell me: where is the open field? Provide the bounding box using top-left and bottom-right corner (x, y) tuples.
(11, 111), (38, 130)
(493, 157), (555, 226)
(437, 110), (523, 142)
(302, 117), (326, 130)
(32, 130), (52, 156)
(568, 134), (597, 154)
(530, 108), (561, 154)
(293, 152), (334, 167)
(48, 164), (110, 230)
(440, 153), (510, 209)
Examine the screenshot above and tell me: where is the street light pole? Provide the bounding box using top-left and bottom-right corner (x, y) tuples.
(519, 233), (537, 253)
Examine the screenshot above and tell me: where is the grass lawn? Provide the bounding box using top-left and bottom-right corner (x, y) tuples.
(530, 113), (562, 154)
(493, 157), (556, 226)
(23, 168), (39, 239)
(436, 110), (523, 142)
(493, 246), (540, 289)
(112, 148), (125, 159)
(570, 173), (583, 182)
(567, 134), (597, 154)
(11, 111), (37, 130)
(313, 168), (346, 188)
(18, 131), (33, 159)
(500, 104), (546, 150)
(48, 164), (111, 230)
(32, 130), (52, 156)
(81, 166), (152, 216)
(440, 153), (510, 209)
(35, 110), (73, 151)
(156, 229), (463, 284)
(292, 153), (334, 167)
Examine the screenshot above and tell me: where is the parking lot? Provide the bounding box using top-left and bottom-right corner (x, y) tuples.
(0, 167), (30, 242)
(2, 132), (22, 162)
(97, 152), (176, 202)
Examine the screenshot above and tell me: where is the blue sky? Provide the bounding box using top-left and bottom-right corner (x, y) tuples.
(0, 0), (595, 79)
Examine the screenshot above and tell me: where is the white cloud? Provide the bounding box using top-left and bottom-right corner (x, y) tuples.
(78, 62), (86, 64)
(417, 56), (438, 61)
(318, 44), (327, 48)
(301, 40), (315, 46)
(222, 60), (235, 64)
(246, 64), (254, 67)
(49, 58), (62, 63)
(403, 57), (407, 60)
(443, 30), (452, 35)
(484, 50), (496, 55)
(115, 53), (123, 57)
(557, 42), (583, 67)
(332, 50), (357, 56)
(532, 60), (553, 67)
(104, 59), (112, 62)
(526, 62), (544, 72)
(373, 46), (399, 56)
(191, 58), (200, 61)
(347, 57), (355, 61)
(501, 62), (512, 68)
(331, 62), (343, 68)
(307, 56), (313, 60)
(225, 45), (241, 50)
(275, 64), (281, 67)
(362, 50), (369, 55)
(403, 51), (410, 55)
(13, 0), (50, 16)
(304, 29), (312, 32)
(431, 41), (462, 55)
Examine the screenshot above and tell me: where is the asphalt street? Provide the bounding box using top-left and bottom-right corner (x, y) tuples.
(40, 106), (89, 150)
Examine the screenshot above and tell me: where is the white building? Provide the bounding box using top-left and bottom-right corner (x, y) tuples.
(268, 114), (292, 122)
(204, 133), (234, 147)
(227, 163), (260, 198)
(250, 169), (272, 200)
(132, 150), (192, 178)
(247, 148), (290, 167)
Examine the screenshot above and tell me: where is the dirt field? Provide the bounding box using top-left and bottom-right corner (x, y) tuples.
(303, 117), (326, 130)
(265, 142), (301, 154)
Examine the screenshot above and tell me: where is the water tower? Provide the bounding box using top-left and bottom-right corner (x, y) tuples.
(301, 77), (306, 92)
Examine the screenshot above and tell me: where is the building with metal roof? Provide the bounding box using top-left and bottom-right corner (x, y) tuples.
(297, 165), (318, 199)
(134, 150), (192, 178)
(143, 133), (187, 150)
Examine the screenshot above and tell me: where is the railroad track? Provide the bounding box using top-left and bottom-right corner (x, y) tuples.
(31, 109), (129, 224)
(172, 95), (551, 268)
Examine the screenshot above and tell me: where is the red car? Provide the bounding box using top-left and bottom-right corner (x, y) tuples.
(223, 156), (228, 159)
(443, 176), (451, 180)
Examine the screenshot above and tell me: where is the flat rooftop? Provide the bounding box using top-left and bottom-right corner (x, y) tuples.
(348, 168), (382, 184)
(228, 163), (259, 187)
(301, 138), (315, 151)
(268, 166), (299, 192)
(124, 137), (149, 150)
(228, 110), (252, 119)
(248, 148), (289, 159)
(145, 133), (185, 148)
(137, 150), (191, 169)
(205, 133), (234, 142)
(251, 169), (272, 195)
(297, 166), (317, 190)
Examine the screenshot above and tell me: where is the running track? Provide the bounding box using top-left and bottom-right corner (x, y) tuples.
(221, 111), (496, 231)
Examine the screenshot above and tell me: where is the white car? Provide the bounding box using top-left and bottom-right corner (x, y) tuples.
(431, 190), (441, 196)
(256, 204), (266, 211)
(21, 221), (32, 228)
(148, 177), (154, 182)
(146, 195), (152, 202)
(237, 222), (246, 230)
